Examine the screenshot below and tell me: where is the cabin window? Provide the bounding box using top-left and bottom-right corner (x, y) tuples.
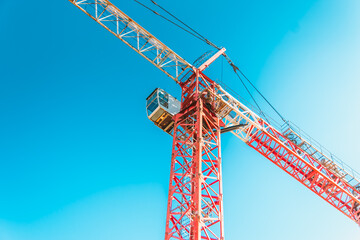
(158, 90), (169, 108)
(147, 91), (159, 116)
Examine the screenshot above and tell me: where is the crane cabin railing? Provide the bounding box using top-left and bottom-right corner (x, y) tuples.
(282, 121), (360, 195)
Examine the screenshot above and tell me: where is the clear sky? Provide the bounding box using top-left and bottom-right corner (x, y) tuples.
(0, 0), (359, 239)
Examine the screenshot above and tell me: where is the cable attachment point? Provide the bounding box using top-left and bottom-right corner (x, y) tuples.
(223, 53), (239, 73)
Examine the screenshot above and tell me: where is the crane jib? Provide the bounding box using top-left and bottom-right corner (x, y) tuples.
(69, 0), (192, 83)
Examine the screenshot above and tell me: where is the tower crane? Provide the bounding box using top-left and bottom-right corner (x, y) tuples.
(68, 0), (360, 239)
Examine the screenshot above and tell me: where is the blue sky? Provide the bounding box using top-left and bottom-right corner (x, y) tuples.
(0, 0), (359, 239)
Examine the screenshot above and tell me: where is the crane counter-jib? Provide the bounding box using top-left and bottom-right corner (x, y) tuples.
(282, 122), (360, 187)
(213, 83), (360, 198)
(215, 88), (360, 218)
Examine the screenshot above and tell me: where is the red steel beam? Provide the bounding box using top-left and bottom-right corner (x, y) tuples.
(165, 70), (224, 240)
(247, 120), (360, 224)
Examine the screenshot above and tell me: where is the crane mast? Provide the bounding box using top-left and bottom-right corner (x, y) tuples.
(69, 0), (360, 238)
(165, 69), (225, 239)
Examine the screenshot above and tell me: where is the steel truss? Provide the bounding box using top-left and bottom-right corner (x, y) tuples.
(247, 120), (360, 223)
(206, 83), (360, 223)
(69, 0), (191, 82)
(205, 84), (360, 223)
(165, 70), (224, 240)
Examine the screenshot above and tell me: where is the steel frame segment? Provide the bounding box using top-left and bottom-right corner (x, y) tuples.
(69, 0), (192, 82)
(282, 124), (360, 192)
(203, 82), (360, 224)
(166, 71), (224, 240)
(246, 121), (360, 224)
